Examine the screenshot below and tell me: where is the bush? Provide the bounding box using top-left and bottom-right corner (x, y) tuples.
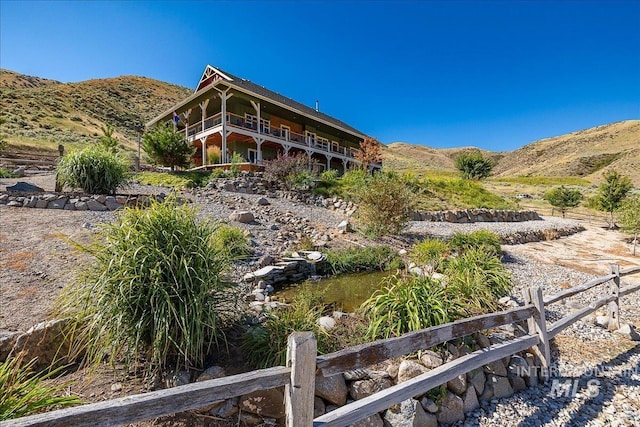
(207, 145), (221, 164)
(57, 145), (129, 194)
(454, 151), (493, 180)
(242, 286), (330, 368)
(449, 230), (502, 257)
(0, 355), (80, 420)
(135, 171), (213, 189)
(211, 223), (251, 261)
(544, 186), (583, 217)
(409, 238), (450, 272)
(0, 168), (14, 178)
(142, 123), (195, 171)
(325, 245), (403, 275)
(54, 199), (237, 377)
(361, 275), (461, 339)
(263, 153), (310, 190)
(353, 172), (415, 237)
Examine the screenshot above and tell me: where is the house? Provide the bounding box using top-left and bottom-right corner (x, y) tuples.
(146, 65), (380, 172)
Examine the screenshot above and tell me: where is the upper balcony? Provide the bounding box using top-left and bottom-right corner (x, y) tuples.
(184, 112), (362, 159)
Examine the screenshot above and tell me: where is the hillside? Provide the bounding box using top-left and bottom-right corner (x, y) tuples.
(493, 120), (640, 185)
(0, 69), (191, 156)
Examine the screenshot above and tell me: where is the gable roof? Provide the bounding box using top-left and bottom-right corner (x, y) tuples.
(197, 65), (367, 138)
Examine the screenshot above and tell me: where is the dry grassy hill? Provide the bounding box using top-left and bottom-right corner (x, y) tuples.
(493, 120), (640, 186)
(383, 143), (503, 176)
(0, 69), (191, 156)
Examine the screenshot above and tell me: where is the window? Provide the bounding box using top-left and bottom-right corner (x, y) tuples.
(331, 141), (340, 153)
(318, 137), (329, 151)
(245, 113), (257, 130)
(280, 125), (290, 141)
(248, 149), (258, 163)
(260, 118), (270, 134)
(305, 131), (316, 146)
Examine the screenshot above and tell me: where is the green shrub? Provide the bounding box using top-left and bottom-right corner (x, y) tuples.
(135, 171), (214, 188)
(54, 199), (237, 377)
(242, 286), (330, 368)
(211, 223), (251, 261)
(353, 172), (415, 237)
(361, 275), (461, 339)
(454, 151), (494, 180)
(142, 123), (195, 171)
(325, 245), (402, 275)
(0, 168), (14, 178)
(449, 230), (502, 257)
(0, 356), (80, 420)
(410, 238), (450, 271)
(263, 153), (310, 190)
(57, 145), (129, 194)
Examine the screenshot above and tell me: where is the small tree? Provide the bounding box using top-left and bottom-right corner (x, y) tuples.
(594, 170), (633, 228)
(619, 194), (640, 255)
(142, 123), (195, 171)
(354, 137), (383, 171)
(544, 186), (583, 218)
(354, 172), (415, 237)
(99, 123), (118, 154)
(455, 151), (493, 180)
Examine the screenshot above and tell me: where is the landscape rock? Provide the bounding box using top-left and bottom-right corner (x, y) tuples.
(437, 391), (464, 424)
(483, 359), (508, 377)
(196, 365), (227, 382)
(487, 374), (514, 398)
(419, 397), (438, 413)
(419, 350), (443, 369)
(239, 388), (285, 419)
(87, 199), (108, 211)
(349, 377), (393, 401)
(467, 368), (486, 395)
(350, 414), (384, 427)
(8, 318), (71, 371)
(12, 166), (26, 178)
(397, 359), (430, 383)
(384, 398), (435, 427)
(6, 181), (43, 192)
(0, 330), (20, 362)
(229, 210), (255, 223)
(614, 323), (640, 341)
(315, 374), (348, 406)
(462, 385), (480, 413)
(314, 396), (325, 417)
(317, 316), (337, 331)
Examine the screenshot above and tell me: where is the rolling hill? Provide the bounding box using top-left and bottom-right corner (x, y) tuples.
(1, 69), (637, 186)
(0, 69), (191, 156)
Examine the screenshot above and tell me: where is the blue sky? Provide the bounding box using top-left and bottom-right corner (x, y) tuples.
(1, 0), (638, 151)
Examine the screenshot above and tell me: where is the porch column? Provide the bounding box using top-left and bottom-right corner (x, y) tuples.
(342, 159), (348, 173)
(305, 149), (313, 171)
(251, 136), (264, 163)
(216, 89), (233, 163)
(183, 109), (192, 140)
(250, 100), (261, 135)
(326, 155), (332, 171)
(199, 100), (210, 166)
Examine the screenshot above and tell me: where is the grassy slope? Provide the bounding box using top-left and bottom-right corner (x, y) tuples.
(0, 69), (191, 156)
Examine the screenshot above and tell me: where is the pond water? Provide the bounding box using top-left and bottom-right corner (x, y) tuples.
(275, 270), (393, 312)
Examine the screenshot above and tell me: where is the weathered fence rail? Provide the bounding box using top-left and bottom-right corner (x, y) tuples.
(3, 264), (639, 427)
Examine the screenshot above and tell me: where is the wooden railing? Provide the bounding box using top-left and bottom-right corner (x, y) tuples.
(5, 264), (639, 427)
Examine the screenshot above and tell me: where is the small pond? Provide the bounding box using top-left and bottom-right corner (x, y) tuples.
(275, 270), (393, 312)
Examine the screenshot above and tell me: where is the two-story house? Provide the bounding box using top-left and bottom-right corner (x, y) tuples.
(146, 65), (380, 172)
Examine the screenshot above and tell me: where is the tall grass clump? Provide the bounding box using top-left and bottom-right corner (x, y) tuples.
(242, 286), (330, 368)
(445, 248), (512, 312)
(54, 199), (237, 377)
(57, 145), (129, 194)
(409, 238), (450, 272)
(449, 230), (502, 257)
(0, 356), (80, 420)
(325, 245), (402, 275)
(211, 223), (251, 261)
(361, 275), (461, 339)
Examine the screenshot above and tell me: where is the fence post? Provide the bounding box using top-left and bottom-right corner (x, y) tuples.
(524, 287), (550, 380)
(285, 332), (316, 427)
(608, 264), (621, 331)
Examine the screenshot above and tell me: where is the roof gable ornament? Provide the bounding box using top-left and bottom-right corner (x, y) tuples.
(195, 65), (233, 92)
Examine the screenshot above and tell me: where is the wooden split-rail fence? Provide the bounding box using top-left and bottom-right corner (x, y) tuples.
(4, 264), (639, 427)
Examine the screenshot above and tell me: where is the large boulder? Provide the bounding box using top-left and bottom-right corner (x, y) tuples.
(419, 350), (443, 369)
(0, 330), (20, 362)
(349, 376), (393, 401)
(436, 391), (464, 424)
(350, 413), (384, 427)
(487, 374), (514, 399)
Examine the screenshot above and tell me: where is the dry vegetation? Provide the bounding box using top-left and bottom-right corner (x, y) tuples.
(0, 69), (191, 157)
